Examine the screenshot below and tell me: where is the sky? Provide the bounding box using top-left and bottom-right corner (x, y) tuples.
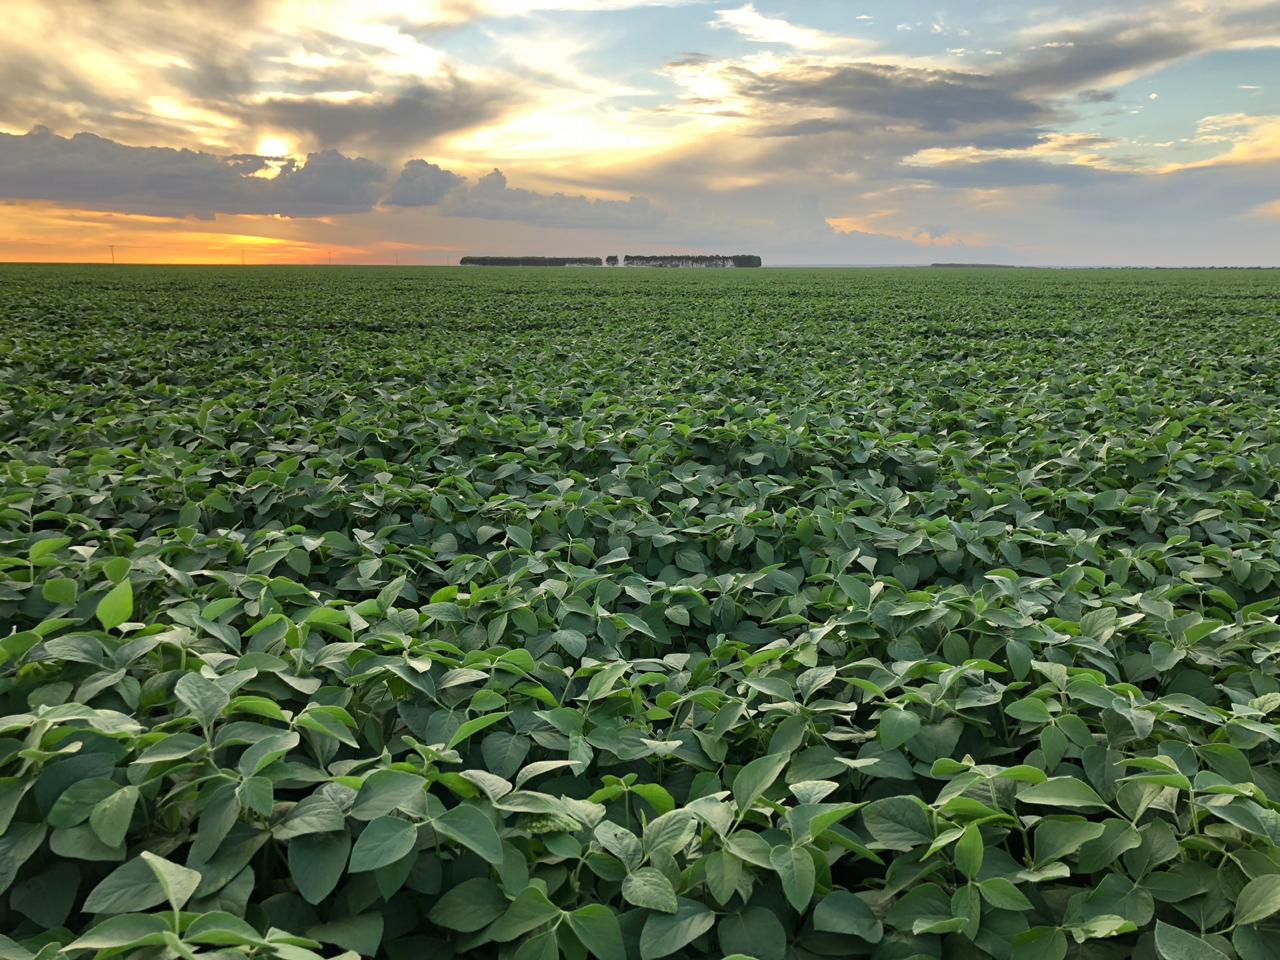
(1, 0), (1278, 266)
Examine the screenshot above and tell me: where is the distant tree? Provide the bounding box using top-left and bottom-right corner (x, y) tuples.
(460, 256), (604, 267)
(606, 255), (619, 266)
(622, 254), (762, 268)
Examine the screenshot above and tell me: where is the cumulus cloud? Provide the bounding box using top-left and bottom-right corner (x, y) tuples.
(0, 127), (666, 230)
(0, 127), (386, 218)
(385, 159), (467, 206)
(439, 169), (665, 228)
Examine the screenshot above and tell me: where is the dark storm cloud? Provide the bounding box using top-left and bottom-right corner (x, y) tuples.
(252, 78), (509, 153)
(741, 62), (1047, 132)
(385, 159), (467, 206)
(0, 127), (386, 218)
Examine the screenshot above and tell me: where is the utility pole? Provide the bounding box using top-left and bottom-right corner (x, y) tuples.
(110, 245), (115, 265)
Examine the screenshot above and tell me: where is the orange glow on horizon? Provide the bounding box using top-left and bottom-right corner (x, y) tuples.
(0, 201), (461, 264)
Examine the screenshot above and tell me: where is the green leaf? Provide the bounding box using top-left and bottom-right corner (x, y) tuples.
(567, 904), (626, 960)
(1018, 776), (1109, 810)
(978, 877), (1033, 911)
(350, 769), (426, 820)
(1012, 927), (1067, 960)
(1235, 874), (1280, 926)
(66, 914), (169, 951)
(432, 802), (504, 865)
(89, 785), (138, 848)
(1033, 818), (1106, 866)
(732, 752), (789, 813)
(639, 898), (715, 960)
(488, 886), (562, 942)
(236, 731), (299, 777)
(309, 913), (384, 956)
(11, 862), (78, 928)
(140, 851), (202, 912)
(861, 796), (932, 850)
(769, 844), (816, 912)
(96, 578), (134, 630)
(42, 577), (78, 605)
(717, 906), (787, 960)
(1154, 920), (1231, 960)
(83, 857), (166, 913)
(349, 817), (417, 873)
(813, 890), (882, 942)
(185, 912), (267, 947)
(174, 672), (229, 732)
(879, 708), (921, 750)
(622, 866), (678, 913)
(428, 877), (508, 932)
(447, 711), (512, 749)
(954, 823), (983, 879)
(289, 831), (351, 904)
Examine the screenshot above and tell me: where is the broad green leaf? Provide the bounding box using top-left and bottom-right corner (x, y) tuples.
(813, 890), (882, 942)
(65, 914), (168, 951)
(1235, 875), (1280, 926)
(429, 877), (508, 932)
(174, 672), (229, 732)
(488, 886), (562, 942)
(639, 898), (715, 960)
(622, 866), (678, 913)
(96, 579), (133, 630)
(349, 817), (416, 873)
(954, 823), (983, 879)
(770, 844), (816, 912)
(861, 796), (932, 850)
(732, 752), (789, 813)
(140, 851), (202, 912)
(717, 906), (787, 960)
(432, 802), (503, 865)
(83, 857), (166, 913)
(350, 769), (426, 820)
(1018, 777), (1109, 810)
(289, 831), (352, 904)
(567, 904), (625, 960)
(89, 785), (138, 848)
(1154, 920), (1230, 960)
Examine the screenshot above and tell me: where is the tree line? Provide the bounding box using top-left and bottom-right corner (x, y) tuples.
(460, 254), (763, 267)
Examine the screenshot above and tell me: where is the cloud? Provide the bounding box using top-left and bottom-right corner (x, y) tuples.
(737, 62), (1047, 133)
(0, 126), (667, 230)
(251, 76), (509, 155)
(439, 169), (665, 228)
(386, 159), (466, 206)
(711, 4), (870, 52)
(1161, 113), (1280, 170)
(0, 127), (386, 218)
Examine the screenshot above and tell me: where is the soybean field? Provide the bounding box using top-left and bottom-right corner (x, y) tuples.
(2, 264), (1280, 960)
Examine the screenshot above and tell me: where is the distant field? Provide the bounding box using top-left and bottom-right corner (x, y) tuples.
(2, 265), (1280, 960)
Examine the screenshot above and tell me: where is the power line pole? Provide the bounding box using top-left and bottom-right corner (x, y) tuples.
(110, 245), (115, 265)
